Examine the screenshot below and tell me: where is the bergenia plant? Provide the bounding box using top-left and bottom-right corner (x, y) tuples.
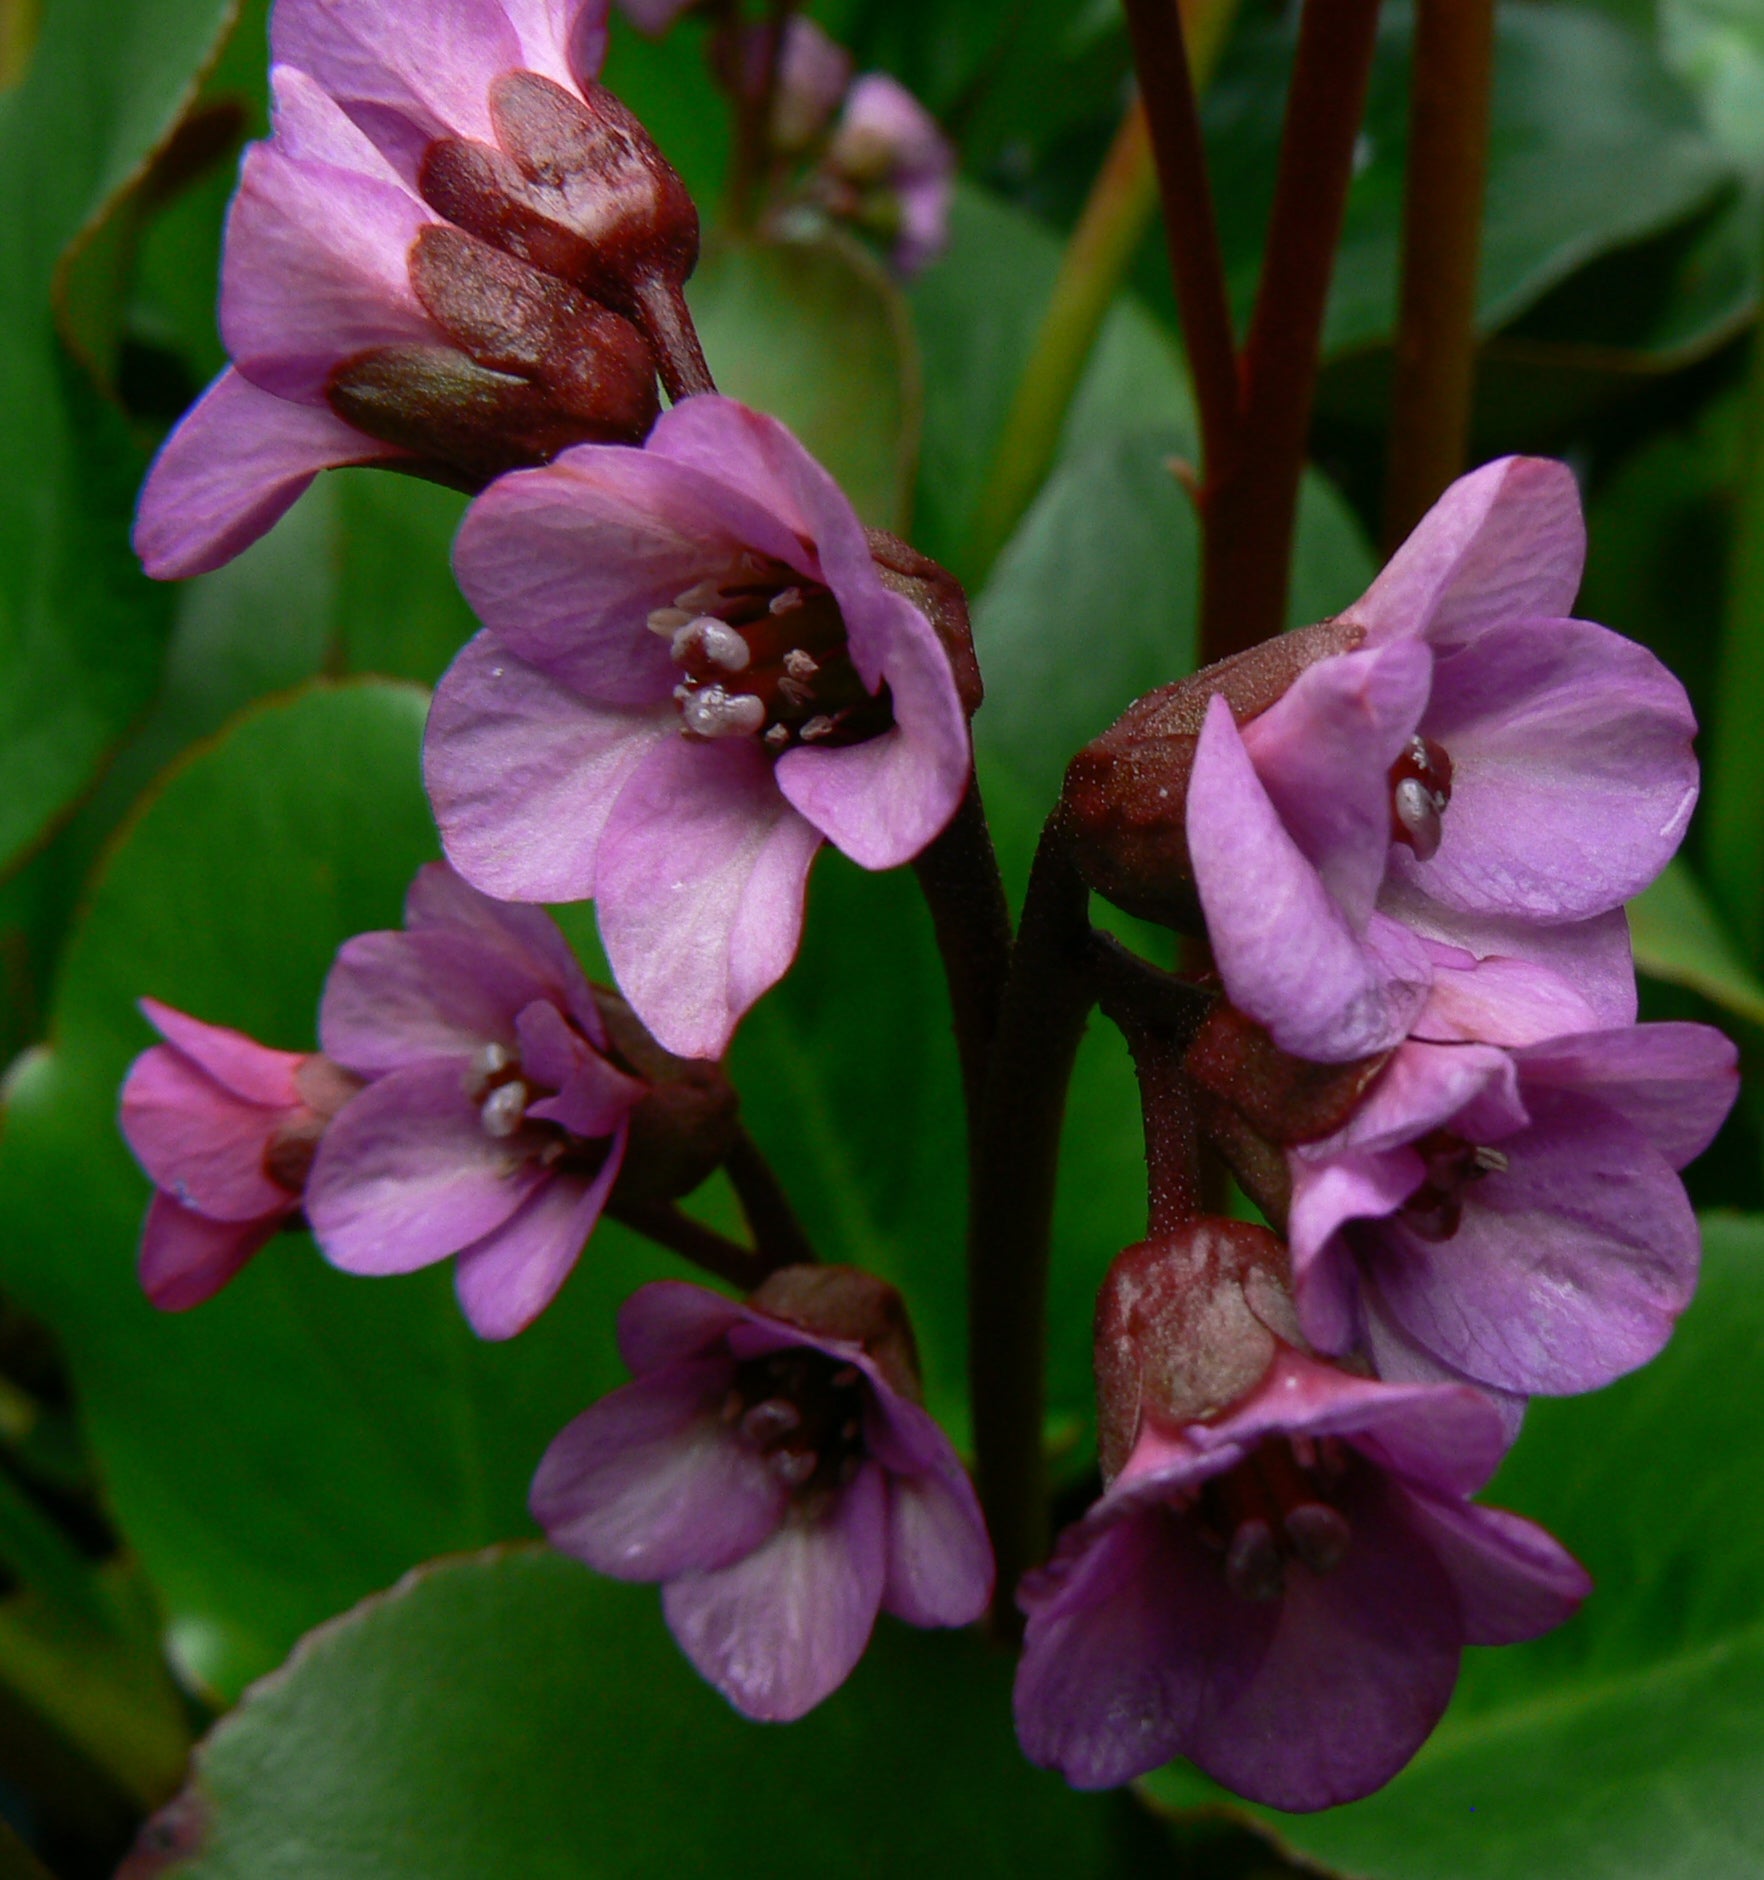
(8, 0), (1750, 1869)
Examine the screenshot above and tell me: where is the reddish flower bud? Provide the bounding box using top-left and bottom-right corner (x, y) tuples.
(1184, 1002), (1389, 1146)
(1092, 1221), (1299, 1482)
(746, 1264), (924, 1403)
(1059, 618), (1365, 928)
(865, 528), (982, 718)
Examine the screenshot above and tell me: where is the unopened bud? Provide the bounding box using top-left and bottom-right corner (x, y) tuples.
(593, 987), (740, 1206)
(1185, 1003), (1388, 1146)
(1060, 618), (1365, 928)
(1093, 1221), (1300, 1483)
(865, 528), (982, 718)
(747, 1264), (922, 1403)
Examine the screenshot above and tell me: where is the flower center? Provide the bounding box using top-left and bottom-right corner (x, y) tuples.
(724, 1347), (870, 1500)
(1192, 1435), (1356, 1603)
(1389, 734), (1454, 861)
(650, 553), (893, 754)
(462, 1039), (615, 1178)
(1395, 1128), (1509, 1242)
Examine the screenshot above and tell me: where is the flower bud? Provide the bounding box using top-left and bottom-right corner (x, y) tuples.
(592, 986), (741, 1208)
(865, 528), (982, 717)
(1059, 618), (1366, 928)
(746, 1264), (923, 1403)
(1093, 1221), (1300, 1482)
(1184, 1002), (1388, 1146)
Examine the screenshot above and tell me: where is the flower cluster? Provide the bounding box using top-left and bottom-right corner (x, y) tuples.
(120, 0), (1734, 1826)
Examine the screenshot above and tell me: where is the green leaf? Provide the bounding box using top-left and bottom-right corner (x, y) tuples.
(1630, 859), (1764, 1025)
(142, 1547), (1144, 1879)
(1144, 1213), (1764, 1880)
(0, 0), (241, 875)
(687, 232), (921, 533)
(1196, 2), (1732, 359)
(0, 683), (677, 1699)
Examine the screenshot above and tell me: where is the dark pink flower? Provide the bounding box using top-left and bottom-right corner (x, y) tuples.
(424, 395), (970, 1058)
(1185, 458), (1698, 1062)
(305, 863), (645, 1338)
(1287, 947), (1738, 1398)
(532, 1273), (993, 1720)
(1014, 1346), (1588, 1808)
(820, 72), (954, 277)
(119, 1000), (358, 1310)
(134, 0), (663, 581)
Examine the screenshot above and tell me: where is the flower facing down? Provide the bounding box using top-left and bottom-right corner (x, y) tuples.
(1287, 948), (1738, 1399)
(305, 862), (648, 1339)
(425, 395), (971, 1059)
(1015, 1346), (1588, 1809)
(119, 1000), (360, 1309)
(532, 1269), (993, 1720)
(1185, 457), (1697, 1063)
(135, 0), (667, 580)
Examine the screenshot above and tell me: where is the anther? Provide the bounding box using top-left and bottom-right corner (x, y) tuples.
(680, 685), (767, 738)
(480, 1080), (530, 1138)
(1471, 1146), (1510, 1176)
(670, 617), (751, 672)
(768, 1447), (819, 1488)
(770, 588), (805, 616)
(1224, 1518), (1285, 1602)
(471, 1041), (514, 1084)
(1284, 1502), (1352, 1576)
(777, 675), (814, 708)
(763, 725), (791, 753)
(783, 649), (819, 679)
(673, 578), (726, 613)
(1393, 776), (1444, 862)
(799, 715), (837, 742)
(740, 1399), (802, 1446)
(647, 606), (693, 637)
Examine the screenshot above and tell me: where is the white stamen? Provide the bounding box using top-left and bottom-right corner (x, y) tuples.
(799, 714), (838, 742)
(480, 1080), (530, 1138)
(646, 605), (693, 637)
(1393, 776), (1443, 862)
(471, 1042), (514, 1082)
(778, 675), (814, 708)
(1471, 1145), (1510, 1176)
(783, 648), (819, 678)
(670, 616), (751, 672)
(764, 725), (791, 753)
(680, 684), (767, 738)
(770, 587), (804, 616)
(673, 578), (726, 612)
(768, 1448), (818, 1488)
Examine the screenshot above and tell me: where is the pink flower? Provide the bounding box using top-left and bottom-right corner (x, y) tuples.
(134, 0), (663, 581)
(1287, 947), (1738, 1398)
(119, 1000), (358, 1310)
(1014, 1346), (1588, 1808)
(532, 1273), (993, 1720)
(424, 395), (971, 1058)
(1185, 458), (1698, 1062)
(820, 72), (954, 277)
(305, 863), (646, 1338)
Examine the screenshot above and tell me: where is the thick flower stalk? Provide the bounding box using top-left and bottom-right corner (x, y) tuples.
(424, 394), (972, 1058)
(1014, 1227), (1589, 1809)
(119, 1001), (361, 1309)
(305, 862), (670, 1339)
(134, 0), (705, 579)
(532, 1268), (993, 1719)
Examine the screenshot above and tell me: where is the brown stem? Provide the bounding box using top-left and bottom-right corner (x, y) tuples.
(912, 774), (1015, 1157)
(1121, 0), (1242, 479)
(727, 0), (793, 230)
(606, 1196), (774, 1291)
(1381, 0), (1496, 552)
(1199, 0), (1382, 662)
(725, 1125), (818, 1272)
(967, 829), (1095, 1628)
(634, 272), (718, 402)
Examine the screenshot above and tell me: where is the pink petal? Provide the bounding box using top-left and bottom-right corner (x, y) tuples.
(499, 0), (610, 89)
(1188, 696), (1428, 1062)
(593, 736), (822, 1059)
(1401, 1494), (1591, 1645)
(643, 398), (833, 565)
(1359, 1291), (1529, 1447)
(133, 369), (399, 580)
(305, 1060), (542, 1274)
(267, 64), (409, 181)
(615, 1279), (751, 1375)
(1239, 642), (1432, 927)
(1345, 457), (1586, 653)
(865, 1396), (991, 1627)
(453, 445), (810, 706)
(662, 1459), (888, 1721)
(425, 632), (676, 904)
(1412, 951), (1600, 1047)
(451, 1134), (624, 1338)
(1515, 1022), (1738, 1170)
(120, 1048), (296, 1222)
(138, 1195), (285, 1311)
(136, 1000), (305, 1106)
(517, 1003), (643, 1137)
(221, 146), (435, 403)
(1287, 1149), (1423, 1353)
(531, 1356), (786, 1579)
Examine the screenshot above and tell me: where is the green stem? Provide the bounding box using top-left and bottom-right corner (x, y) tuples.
(1381, 0), (1496, 553)
(966, 829), (1094, 1626)
(1197, 0), (1382, 663)
(967, 0), (1242, 579)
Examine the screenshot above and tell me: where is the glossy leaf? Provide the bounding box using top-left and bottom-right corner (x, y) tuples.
(1630, 859), (1764, 1025)
(688, 232), (921, 533)
(1144, 1213), (1764, 1879)
(132, 1548), (1145, 1880)
(0, 684), (678, 1699)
